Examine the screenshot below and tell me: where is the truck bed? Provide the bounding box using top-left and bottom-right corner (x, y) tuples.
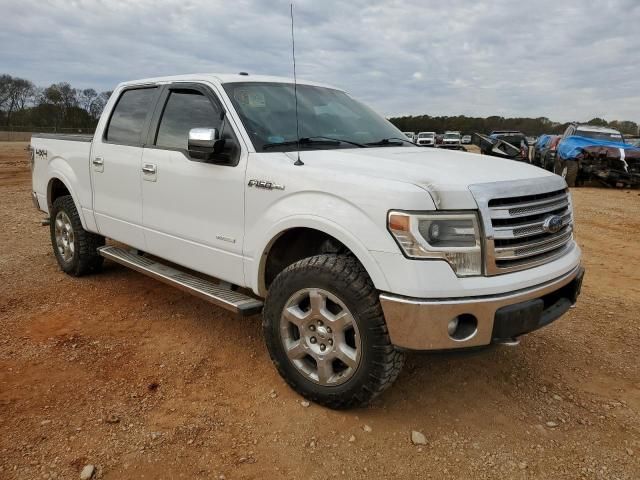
(31, 133), (94, 218)
(32, 133), (93, 142)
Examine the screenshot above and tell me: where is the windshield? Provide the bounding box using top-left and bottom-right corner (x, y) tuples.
(444, 133), (459, 139)
(576, 129), (624, 142)
(418, 133), (434, 138)
(223, 82), (407, 151)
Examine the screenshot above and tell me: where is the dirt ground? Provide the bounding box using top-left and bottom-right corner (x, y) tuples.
(0, 141), (638, 480)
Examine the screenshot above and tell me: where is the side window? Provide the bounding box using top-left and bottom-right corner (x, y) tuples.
(105, 88), (157, 144)
(155, 90), (221, 150)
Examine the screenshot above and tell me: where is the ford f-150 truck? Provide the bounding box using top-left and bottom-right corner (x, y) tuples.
(30, 73), (584, 409)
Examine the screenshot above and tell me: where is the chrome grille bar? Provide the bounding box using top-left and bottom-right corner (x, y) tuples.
(494, 228), (573, 260)
(469, 177), (575, 275)
(493, 212), (572, 239)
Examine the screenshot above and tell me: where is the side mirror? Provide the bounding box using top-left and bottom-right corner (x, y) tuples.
(188, 128), (223, 162)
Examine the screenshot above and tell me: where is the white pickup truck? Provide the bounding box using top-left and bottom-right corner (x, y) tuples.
(30, 73), (584, 409)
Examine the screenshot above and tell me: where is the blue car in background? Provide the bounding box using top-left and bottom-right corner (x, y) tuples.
(532, 134), (561, 172)
(555, 124), (640, 187)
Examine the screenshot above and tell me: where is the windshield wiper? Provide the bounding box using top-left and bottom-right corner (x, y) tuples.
(262, 136), (366, 150)
(366, 137), (415, 147)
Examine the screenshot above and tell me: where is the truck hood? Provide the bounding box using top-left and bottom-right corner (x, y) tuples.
(292, 146), (555, 208)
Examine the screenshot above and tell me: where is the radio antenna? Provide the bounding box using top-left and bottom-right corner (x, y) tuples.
(290, 3), (304, 166)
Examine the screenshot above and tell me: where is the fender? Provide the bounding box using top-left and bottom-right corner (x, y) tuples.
(247, 213), (393, 297)
(46, 163), (89, 230)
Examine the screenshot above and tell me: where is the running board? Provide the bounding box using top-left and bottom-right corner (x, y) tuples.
(98, 246), (263, 316)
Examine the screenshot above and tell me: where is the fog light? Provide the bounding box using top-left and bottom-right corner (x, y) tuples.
(447, 317), (459, 336)
(447, 314), (478, 341)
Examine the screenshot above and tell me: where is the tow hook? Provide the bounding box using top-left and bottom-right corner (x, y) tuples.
(41, 217), (50, 226)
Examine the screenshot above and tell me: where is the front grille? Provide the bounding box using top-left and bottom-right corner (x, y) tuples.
(487, 188), (574, 273)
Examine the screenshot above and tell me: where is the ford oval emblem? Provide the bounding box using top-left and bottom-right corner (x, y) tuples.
(542, 215), (563, 234)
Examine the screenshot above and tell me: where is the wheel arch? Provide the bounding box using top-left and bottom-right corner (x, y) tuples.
(254, 220), (390, 297)
(46, 175), (88, 229)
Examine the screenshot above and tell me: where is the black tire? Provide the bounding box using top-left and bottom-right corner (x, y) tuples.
(263, 254), (405, 409)
(50, 195), (105, 276)
(554, 158), (579, 187)
(564, 160), (579, 187)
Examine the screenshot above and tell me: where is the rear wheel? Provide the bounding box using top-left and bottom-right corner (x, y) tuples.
(50, 195), (105, 276)
(263, 254), (405, 409)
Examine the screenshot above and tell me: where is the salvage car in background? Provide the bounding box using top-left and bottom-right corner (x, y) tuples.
(473, 131), (529, 162)
(532, 134), (561, 171)
(554, 124), (640, 187)
(440, 131), (463, 149)
(416, 131), (436, 147)
(403, 131), (416, 142)
(461, 135), (471, 144)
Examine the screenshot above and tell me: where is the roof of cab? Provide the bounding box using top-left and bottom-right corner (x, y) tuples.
(116, 73), (341, 91)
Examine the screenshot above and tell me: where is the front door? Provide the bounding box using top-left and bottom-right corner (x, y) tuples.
(140, 84), (246, 285)
(91, 86), (160, 250)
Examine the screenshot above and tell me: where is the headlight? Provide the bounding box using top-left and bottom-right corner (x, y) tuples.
(388, 211), (483, 276)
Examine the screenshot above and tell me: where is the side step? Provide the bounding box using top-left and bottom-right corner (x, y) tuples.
(98, 246), (263, 316)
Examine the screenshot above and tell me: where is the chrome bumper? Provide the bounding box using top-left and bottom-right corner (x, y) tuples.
(380, 265), (584, 351)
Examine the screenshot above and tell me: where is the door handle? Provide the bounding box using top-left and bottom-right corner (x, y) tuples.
(142, 163), (157, 174)
(93, 156), (104, 173)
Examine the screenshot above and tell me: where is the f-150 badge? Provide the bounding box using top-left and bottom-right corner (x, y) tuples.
(248, 179), (285, 191)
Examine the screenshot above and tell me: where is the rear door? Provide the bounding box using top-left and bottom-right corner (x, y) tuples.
(90, 86), (160, 249)
(139, 83), (247, 285)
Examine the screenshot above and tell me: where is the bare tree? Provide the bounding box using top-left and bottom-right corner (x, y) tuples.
(89, 90), (112, 119)
(3, 76), (35, 125)
(79, 88), (97, 115)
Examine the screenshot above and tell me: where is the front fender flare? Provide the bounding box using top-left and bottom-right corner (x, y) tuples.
(249, 215), (392, 297)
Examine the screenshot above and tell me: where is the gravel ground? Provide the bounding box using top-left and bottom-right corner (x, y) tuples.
(0, 141), (638, 479)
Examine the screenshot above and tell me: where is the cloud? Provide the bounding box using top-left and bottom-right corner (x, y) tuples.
(0, 0), (638, 123)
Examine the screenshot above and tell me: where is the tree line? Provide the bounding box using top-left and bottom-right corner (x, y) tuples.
(1, 73), (638, 136)
(0, 74), (111, 132)
(388, 114), (639, 137)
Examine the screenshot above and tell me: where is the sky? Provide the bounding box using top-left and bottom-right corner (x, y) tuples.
(1, 0), (638, 123)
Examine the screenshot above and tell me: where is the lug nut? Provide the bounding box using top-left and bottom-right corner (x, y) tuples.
(328, 339), (333, 346)
(317, 320), (323, 326)
(326, 327), (332, 334)
(309, 325), (316, 331)
(310, 337), (317, 344)
(320, 344), (326, 351)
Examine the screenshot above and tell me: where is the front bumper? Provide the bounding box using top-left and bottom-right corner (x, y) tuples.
(380, 265), (584, 350)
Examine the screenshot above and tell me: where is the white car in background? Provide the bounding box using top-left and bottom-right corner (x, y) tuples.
(461, 135), (472, 144)
(441, 131), (462, 149)
(403, 131), (416, 142)
(416, 131), (436, 146)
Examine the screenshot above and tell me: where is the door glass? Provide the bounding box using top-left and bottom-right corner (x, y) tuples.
(156, 90), (220, 150)
(105, 88), (157, 144)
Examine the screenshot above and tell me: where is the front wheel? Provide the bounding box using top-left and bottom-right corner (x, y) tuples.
(263, 254), (405, 409)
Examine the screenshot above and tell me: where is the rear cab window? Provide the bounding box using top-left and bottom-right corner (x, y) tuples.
(105, 87), (158, 145)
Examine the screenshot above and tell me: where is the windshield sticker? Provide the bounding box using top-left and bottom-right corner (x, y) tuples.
(267, 135), (285, 144)
(234, 89), (266, 108)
